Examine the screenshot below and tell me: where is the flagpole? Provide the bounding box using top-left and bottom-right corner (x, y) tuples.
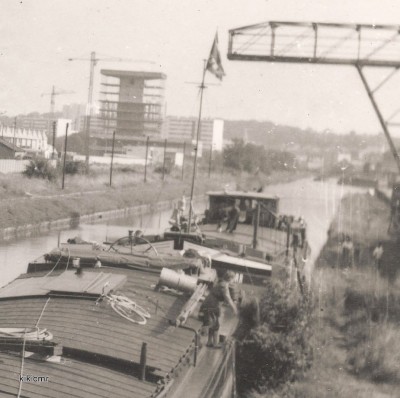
(187, 60), (207, 232)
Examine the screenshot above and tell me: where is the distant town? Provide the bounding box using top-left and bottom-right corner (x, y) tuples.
(0, 67), (397, 189)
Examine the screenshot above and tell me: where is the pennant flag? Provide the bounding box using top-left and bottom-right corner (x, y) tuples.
(206, 33), (225, 81)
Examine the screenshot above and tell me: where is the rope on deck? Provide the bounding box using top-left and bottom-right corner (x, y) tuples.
(35, 297), (51, 329)
(16, 329), (27, 398)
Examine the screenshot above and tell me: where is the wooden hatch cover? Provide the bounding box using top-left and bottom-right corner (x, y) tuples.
(43, 271), (127, 295)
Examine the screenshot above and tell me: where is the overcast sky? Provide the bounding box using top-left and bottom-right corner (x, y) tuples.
(2, 0), (400, 135)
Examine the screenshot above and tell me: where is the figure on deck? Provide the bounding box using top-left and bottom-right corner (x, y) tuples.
(226, 203), (240, 233)
(177, 195), (186, 214)
(200, 271), (238, 348)
(169, 207), (181, 231)
(168, 195), (187, 231)
(298, 216), (306, 248)
(216, 207), (226, 232)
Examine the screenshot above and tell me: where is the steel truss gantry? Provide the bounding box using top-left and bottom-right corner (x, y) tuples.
(228, 21), (400, 173)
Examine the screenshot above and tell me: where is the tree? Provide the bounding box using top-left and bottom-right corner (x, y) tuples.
(223, 139), (296, 174)
(236, 280), (313, 394)
(223, 138), (246, 170)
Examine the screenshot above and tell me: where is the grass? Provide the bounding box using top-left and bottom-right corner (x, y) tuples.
(0, 165), (305, 230)
(263, 268), (399, 398)
(281, 191), (400, 398)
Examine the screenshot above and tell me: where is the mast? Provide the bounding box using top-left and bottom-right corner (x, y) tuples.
(187, 60), (207, 232)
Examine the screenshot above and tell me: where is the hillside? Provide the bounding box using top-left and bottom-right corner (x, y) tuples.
(224, 119), (388, 152)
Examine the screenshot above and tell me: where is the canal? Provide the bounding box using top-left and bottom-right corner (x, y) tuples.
(0, 178), (367, 288)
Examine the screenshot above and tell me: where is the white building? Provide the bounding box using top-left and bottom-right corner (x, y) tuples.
(163, 116), (224, 151)
(212, 119), (224, 151)
(55, 119), (73, 137)
(0, 125), (48, 154)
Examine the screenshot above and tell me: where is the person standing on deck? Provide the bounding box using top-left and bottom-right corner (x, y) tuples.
(200, 271), (238, 348)
(177, 195), (186, 223)
(178, 195), (186, 213)
(298, 216), (306, 248)
(226, 203), (240, 233)
(216, 207), (226, 233)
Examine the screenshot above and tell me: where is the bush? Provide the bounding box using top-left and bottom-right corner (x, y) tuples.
(64, 160), (86, 175)
(154, 165), (171, 174)
(236, 280), (314, 394)
(347, 325), (400, 383)
(23, 158), (58, 181)
(342, 276), (400, 383)
(119, 166), (136, 173)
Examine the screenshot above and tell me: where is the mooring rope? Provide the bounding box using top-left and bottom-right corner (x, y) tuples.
(35, 297), (51, 329)
(45, 247), (70, 277)
(16, 329), (27, 398)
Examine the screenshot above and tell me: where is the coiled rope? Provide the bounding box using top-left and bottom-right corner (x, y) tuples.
(97, 292), (151, 325)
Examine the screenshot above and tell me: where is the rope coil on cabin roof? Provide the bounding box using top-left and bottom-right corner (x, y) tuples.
(96, 292), (151, 325)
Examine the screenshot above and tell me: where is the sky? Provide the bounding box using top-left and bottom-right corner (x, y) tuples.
(2, 0), (400, 135)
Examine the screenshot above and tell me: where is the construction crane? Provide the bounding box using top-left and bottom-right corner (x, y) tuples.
(68, 52), (155, 170)
(41, 86), (75, 143)
(41, 86), (75, 117)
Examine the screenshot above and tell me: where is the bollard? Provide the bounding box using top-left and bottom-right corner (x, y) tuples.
(140, 342), (147, 381)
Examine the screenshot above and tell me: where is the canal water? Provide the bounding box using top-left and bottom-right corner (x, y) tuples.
(0, 178), (367, 288)
(263, 177), (367, 265)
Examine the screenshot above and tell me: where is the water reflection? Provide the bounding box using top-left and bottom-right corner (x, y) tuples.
(263, 178), (367, 264)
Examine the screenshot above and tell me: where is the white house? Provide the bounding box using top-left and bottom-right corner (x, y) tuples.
(0, 126), (48, 155)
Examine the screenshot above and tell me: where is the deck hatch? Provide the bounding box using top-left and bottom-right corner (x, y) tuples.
(0, 277), (50, 299)
(43, 271), (127, 295)
(0, 271), (126, 299)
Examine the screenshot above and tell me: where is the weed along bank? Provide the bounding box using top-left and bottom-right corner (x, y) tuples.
(0, 195), (194, 242)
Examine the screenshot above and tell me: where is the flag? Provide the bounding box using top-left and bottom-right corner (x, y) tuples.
(206, 33), (225, 81)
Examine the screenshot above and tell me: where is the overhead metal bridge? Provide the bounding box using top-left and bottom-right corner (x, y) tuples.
(228, 21), (400, 232)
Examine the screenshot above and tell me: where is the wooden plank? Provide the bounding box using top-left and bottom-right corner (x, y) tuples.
(43, 271), (126, 295)
(0, 352), (155, 398)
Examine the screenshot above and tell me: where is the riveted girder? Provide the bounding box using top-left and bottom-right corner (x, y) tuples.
(228, 20), (400, 234)
(228, 21), (400, 67)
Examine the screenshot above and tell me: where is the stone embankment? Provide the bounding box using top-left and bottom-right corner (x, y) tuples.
(0, 197), (185, 241)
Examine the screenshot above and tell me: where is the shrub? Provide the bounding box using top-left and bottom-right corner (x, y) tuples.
(236, 280), (314, 394)
(347, 325), (400, 383)
(119, 166), (136, 173)
(64, 160), (86, 175)
(23, 158), (58, 181)
(154, 165), (171, 174)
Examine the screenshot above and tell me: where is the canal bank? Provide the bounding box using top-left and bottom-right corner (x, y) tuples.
(0, 172), (229, 242)
(0, 195), (206, 242)
(287, 190), (400, 398)
(0, 169), (309, 242)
